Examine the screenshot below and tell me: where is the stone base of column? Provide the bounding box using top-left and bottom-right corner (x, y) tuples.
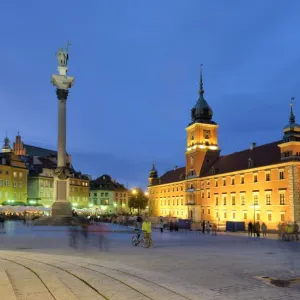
(52, 201), (72, 217)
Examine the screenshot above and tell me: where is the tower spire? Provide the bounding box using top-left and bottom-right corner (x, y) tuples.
(290, 97), (295, 124)
(199, 64), (204, 95)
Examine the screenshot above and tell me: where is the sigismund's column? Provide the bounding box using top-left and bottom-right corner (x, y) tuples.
(51, 43), (75, 217)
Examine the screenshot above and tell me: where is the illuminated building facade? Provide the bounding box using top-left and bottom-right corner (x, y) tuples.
(148, 67), (300, 229)
(90, 174), (129, 213)
(0, 138), (28, 204)
(27, 156), (89, 208)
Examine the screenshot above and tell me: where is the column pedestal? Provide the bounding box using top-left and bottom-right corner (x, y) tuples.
(52, 177), (72, 217)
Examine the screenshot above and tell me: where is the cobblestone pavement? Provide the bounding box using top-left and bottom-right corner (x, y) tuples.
(0, 222), (299, 300)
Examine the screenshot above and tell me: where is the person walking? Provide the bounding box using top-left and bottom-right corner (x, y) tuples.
(159, 217), (164, 233)
(202, 220), (206, 234)
(261, 222), (267, 237)
(248, 221), (253, 237)
(142, 217), (154, 247)
(169, 220), (174, 232)
(206, 221), (211, 234)
(136, 215), (142, 230)
(293, 221), (299, 241)
(212, 223), (217, 236)
(174, 220), (179, 232)
(255, 221), (261, 237)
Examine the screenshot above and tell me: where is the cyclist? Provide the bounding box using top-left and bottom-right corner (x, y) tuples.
(142, 216), (154, 247)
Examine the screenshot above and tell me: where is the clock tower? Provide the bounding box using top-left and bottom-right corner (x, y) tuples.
(185, 66), (220, 178)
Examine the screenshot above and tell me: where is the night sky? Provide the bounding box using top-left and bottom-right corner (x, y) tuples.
(1, 1), (300, 188)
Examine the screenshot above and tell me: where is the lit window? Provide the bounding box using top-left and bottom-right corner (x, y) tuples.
(244, 212), (247, 219)
(254, 174), (258, 183)
(231, 177), (235, 185)
(240, 194), (245, 205)
(215, 196), (219, 206)
(279, 171), (284, 180)
(279, 193), (285, 205)
(266, 173), (270, 181)
(224, 212), (227, 218)
(268, 213), (272, 221)
(215, 179), (218, 187)
(232, 212), (236, 219)
(280, 213), (285, 222)
(240, 175), (244, 184)
(216, 211), (219, 218)
(256, 213), (260, 221)
(208, 208), (211, 215)
(223, 196), (227, 205)
(232, 196), (236, 205)
(207, 190), (210, 198)
(223, 178), (226, 186)
(266, 194), (271, 205)
(254, 195), (259, 205)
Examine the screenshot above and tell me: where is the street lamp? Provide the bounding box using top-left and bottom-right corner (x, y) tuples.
(250, 203), (260, 224)
(132, 189), (137, 195)
(144, 191), (149, 196)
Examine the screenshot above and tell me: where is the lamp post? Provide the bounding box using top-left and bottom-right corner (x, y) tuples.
(51, 42), (75, 217)
(250, 203), (260, 224)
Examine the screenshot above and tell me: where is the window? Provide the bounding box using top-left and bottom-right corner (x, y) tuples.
(13, 172), (17, 178)
(254, 195), (259, 205)
(223, 196), (227, 205)
(215, 179), (218, 187)
(240, 175), (244, 184)
(208, 208), (211, 215)
(101, 193), (104, 196)
(280, 193), (285, 205)
(268, 213), (272, 222)
(231, 177), (235, 185)
(0, 180), (2, 187)
(279, 170), (284, 180)
(201, 191), (204, 198)
(93, 192), (97, 196)
(280, 213), (285, 222)
(231, 195), (236, 205)
(256, 213), (260, 221)
(223, 178), (226, 186)
(254, 174), (258, 183)
(19, 182), (22, 188)
(216, 211), (219, 218)
(5, 180), (9, 187)
(248, 158), (253, 168)
(266, 194), (271, 205)
(224, 212), (227, 218)
(266, 172), (270, 181)
(207, 190), (210, 198)
(240, 194), (245, 205)
(181, 199), (183, 205)
(215, 196), (219, 206)
(204, 130), (211, 139)
(244, 212), (247, 219)
(233, 212), (236, 219)
(105, 193), (108, 196)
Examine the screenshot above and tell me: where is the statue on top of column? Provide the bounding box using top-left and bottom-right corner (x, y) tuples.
(56, 41), (71, 67)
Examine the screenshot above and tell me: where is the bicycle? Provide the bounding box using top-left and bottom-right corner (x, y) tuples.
(131, 232), (150, 248)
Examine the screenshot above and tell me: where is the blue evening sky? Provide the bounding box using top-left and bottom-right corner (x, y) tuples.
(1, 1), (300, 188)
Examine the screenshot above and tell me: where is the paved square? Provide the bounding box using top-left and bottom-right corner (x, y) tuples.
(0, 222), (299, 300)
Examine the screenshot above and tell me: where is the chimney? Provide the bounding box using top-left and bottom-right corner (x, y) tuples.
(250, 142), (256, 150)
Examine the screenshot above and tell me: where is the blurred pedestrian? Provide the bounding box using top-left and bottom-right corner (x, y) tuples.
(293, 221), (299, 241)
(261, 222), (267, 237)
(159, 217), (164, 233)
(248, 221), (253, 237)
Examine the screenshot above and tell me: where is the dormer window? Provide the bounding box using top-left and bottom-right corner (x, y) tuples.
(248, 158), (253, 168)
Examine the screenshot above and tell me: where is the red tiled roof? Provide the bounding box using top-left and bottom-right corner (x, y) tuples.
(201, 140), (282, 177)
(158, 141), (283, 184)
(159, 167), (186, 184)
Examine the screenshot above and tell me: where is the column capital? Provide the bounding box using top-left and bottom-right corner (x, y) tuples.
(56, 89), (69, 101)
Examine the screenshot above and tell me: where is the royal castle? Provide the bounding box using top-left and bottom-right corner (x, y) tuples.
(147, 67), (300, 229)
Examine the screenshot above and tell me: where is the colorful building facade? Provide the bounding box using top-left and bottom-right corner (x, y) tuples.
(148, 68), (300, 229)
(0, 143), (28, 205)
(90, 174), (129, 214)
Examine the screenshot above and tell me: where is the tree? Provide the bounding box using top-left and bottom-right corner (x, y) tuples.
(128, 188), (148, 214)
